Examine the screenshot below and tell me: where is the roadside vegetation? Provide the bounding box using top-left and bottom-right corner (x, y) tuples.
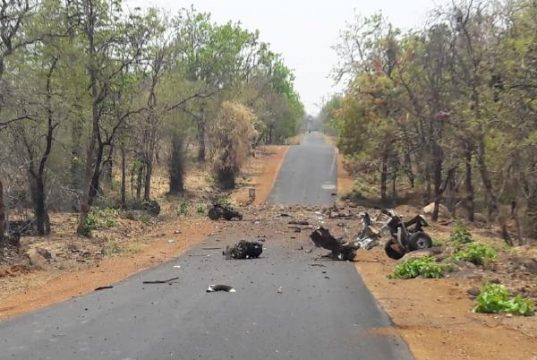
(0, 0), (305, 242)
(322, 0), (537, 245)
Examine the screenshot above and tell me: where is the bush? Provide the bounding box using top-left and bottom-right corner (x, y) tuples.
(177, 200), (189, 216)
(474, 283), (535, 316)
(453, 243), (497, 266)
(196, 206), (206, 215)
(391, 256), (446, 279)
(84, 208), (118, 235)
(450, 221), (473, 246)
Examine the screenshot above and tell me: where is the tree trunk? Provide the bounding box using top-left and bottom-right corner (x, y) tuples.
(476, 135), (498, 221)
(465, 146), (475, 222)
(121, 145), (126, 208)
(136, 160), (144, 200)
(0, 180), (5, 242)
(30, 175), (50, 235)
(432, 146), (443, 222)
(143, 158), (152, 201)
(380, 151), (388, 203)
(527, 186), (537, 239)
(169, 136), (185, 194)
(197, 110), (206, 162)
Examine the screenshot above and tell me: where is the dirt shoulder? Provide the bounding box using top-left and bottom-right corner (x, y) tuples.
(0, 216), (217, 320)
(356, 250), (537, 360)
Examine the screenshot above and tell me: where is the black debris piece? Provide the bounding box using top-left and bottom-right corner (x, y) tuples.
(94, 285), (114, 291)
(288, 220), (310, 226)
(223, 240), (263, 259)
(142, 276), (179, 284)
(208, 204), (243, 221)
(310, 227), (358, 261)
(207, 284), (236, 293)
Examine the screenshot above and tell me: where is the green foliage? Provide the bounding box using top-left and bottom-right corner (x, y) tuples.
(474, 283), (535, 316)
(391, 257), (446, 279)
(450, 222), (473, 246)
(177, 200), (189, 216)
(196, 205), (206, 215)
(453, 243), (497, 266)
(84, 208), (119, 234)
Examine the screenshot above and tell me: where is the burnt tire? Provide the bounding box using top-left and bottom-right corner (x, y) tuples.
(408, 232), (432, 251)
(384, 239), (405, 260)
(208, 207), (223, 221)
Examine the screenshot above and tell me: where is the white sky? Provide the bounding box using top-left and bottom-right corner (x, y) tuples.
(126, 0), (446, 115)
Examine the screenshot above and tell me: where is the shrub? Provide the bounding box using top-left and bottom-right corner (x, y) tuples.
(83, 208), (118, 235)
(391, 256), (446, 279)
(474, 283), (535, 316)
(450, 221), (473, 246)
(209, 101), (258, 189)
(177, 200), (189, 216)
(196, 206), (206, 215)
(453, 243), (497, 266)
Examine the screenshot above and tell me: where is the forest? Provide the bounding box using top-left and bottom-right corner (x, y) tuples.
(322, 0), (536, 243)
(0, 0), (304, 239)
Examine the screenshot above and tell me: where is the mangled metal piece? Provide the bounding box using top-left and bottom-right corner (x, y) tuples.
(309, 227), (358, 261)
(223, 240), (263, 259)
(208, 204), (243, 221)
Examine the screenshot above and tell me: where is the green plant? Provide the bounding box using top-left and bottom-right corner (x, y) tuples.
(83, 208), (118, 235)
(196, 205), (206, 215)
(391, 256), (446, 279)
(177, 200), (189, 216)
(474, 283), (535, 316)
(450, 221), (473, 246)
(453, 243), (497, 266)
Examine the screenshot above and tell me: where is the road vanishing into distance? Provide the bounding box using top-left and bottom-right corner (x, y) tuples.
(0, 132), (413, 360)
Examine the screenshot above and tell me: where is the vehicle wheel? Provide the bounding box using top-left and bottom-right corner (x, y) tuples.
(384, 239), (405, 260)
(408, 232), (433, 251)
(208, 207), (223, 221)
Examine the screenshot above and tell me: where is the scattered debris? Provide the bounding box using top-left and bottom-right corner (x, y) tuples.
(310, 263), (326, 267)
(280, 213), (291, 217)
(208, 204), (243, 221)
(167, 240), (176, 244)
(207, 284), (236, 293)
(223, 240), (263, 259)
(310, 227), (358, 261)
(202, 247), (222, 250)
(142, 276), (179, 284)
(172, 265), (181, 269)
(94, 285), (114, 291)
(288, 220), (309, 226)
(277, 286), (283, 294)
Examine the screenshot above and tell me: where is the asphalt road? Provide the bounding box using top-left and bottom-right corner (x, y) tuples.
(0, 132), (413, 360)
(268, 132), (337, 206)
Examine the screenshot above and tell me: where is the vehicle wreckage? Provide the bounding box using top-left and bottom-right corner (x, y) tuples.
(310, 209), (432, 261)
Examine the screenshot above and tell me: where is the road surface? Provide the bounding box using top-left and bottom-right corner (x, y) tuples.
(268, 132), (337, 206)
(0, 132), (413, 360)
